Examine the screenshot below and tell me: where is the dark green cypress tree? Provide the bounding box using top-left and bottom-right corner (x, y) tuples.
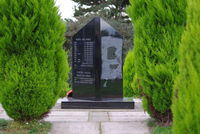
(0, 0), (69, 121)
(127, 0), (186, 123)
(172, 0), (200, 133)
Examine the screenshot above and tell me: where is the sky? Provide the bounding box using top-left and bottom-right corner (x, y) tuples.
(55, 0), (77, 20)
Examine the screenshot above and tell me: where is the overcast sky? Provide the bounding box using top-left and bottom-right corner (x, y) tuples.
(55, 0), (77, 19)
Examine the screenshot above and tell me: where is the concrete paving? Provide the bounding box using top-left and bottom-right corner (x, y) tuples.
(101, 122), (150, 134)
(51, 122), (100, 134)
(89, 112), (109, 122)
(0, 98), (151, 134)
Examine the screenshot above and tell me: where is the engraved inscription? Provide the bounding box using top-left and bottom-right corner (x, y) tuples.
(74, 70), (94, 84)
(73, 38), (95, 84)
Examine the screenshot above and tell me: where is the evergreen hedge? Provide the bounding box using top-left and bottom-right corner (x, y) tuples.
(123, 50), (135, 97)
(127, 0), (186, 123)
(123, 50), (142, 97)
(0, 0), (69, 121)
(172, 0), (200, 133)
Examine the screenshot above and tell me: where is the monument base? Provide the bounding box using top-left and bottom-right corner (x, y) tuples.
(61, 97), (134, 109)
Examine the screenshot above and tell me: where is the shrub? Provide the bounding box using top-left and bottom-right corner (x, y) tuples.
(131, 72), (143, 97)
(123, 50), (135, 97)
(123, 50), (142, 97)
(58, 51), (70, 98)
(127, 0), (186, 123)
(172, 0), (200, 133)
(0, 0), (69, 121)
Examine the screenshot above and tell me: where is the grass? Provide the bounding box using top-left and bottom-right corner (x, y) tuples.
(0, 118), (51, 134)
(152, 126), (172, 134)
(147, 118), (172, 134)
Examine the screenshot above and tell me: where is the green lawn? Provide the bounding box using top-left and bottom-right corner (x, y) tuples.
(0, 119), (51, 134)
(152, 126), (172, 134)
(148, 119), (172, 134)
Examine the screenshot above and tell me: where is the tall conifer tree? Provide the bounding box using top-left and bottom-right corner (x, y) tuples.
(127, 0), (186, 123)
(172, 0), (200, 133)
(0, 0), (69, 121)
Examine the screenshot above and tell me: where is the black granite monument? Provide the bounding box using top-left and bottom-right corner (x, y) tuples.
(61, 17), (134, 109)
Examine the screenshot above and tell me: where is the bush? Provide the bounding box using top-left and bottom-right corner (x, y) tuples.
(59, 52), (70, 98)
(172, 0), (200, 133)
(127, 0), (186, 123)
(123, 50), (142, 97)
(0, 0), (69, 121)
(123, 50), (135, 97)
(131, 72), (143, 97)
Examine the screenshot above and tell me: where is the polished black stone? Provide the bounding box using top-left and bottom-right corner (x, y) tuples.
(71, 17), (123, 100)
(61, 98), (134, 109)
(61, 17), (134, 109)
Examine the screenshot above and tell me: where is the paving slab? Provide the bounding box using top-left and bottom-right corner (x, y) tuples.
(109, 112), (150, 122)
(89, 112), (109, 122)
(45, 111), (88, 122)
(47, 111), (89, 117)
(0, 99), (151, 134)
(101, 122), (150, 134)
(0, 110), (11, 120)
(50, 122), (100, 134)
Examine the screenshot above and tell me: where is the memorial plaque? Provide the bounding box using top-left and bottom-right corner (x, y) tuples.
(62, 17), (134, 109)
(72, 17), (123, 100)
